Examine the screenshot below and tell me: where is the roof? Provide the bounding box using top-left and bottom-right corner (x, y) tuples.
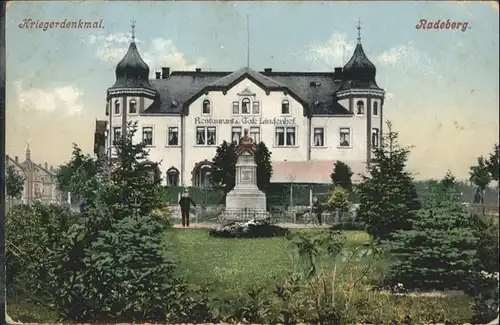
(110, 42), (153, 90)
(271, 160), (367, 184)
(340, 42), (381, 91)
(5, 155), (56, 177)
(144, 68), (351, 116)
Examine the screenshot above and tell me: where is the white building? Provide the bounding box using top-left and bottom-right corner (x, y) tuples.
(102, 32), (385, 187)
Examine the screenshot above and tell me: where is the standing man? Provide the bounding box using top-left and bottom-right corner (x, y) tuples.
(312, 196), (324, 226)
(178, 188), (196, 227)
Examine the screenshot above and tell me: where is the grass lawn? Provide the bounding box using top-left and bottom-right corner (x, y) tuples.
(169, 228), (375, 293)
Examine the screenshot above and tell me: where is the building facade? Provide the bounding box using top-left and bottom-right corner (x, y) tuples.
(5, 146), (63, 204)
(101, 31), (385, 187)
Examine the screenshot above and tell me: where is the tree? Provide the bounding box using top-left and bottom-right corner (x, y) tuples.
(469, 156), (492, 215)
(326, 187), (350, 212)
(325, 186), (351, 223)
(210, 141), (238, 194)
(211, 140), (273, 193)
(356, 121), (421, 241)
(440, 170), (457, 191)
(5, 165), (25, 200)
(56, 144), (100, 201)
(255, 142), (273, 192)
(486, 144), (499, 183)
(384, 186), (479, 291)
(15, 121), (180, 321)
(330, 161), (353, 191)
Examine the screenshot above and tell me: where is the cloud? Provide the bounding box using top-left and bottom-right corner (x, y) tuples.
(306, 33), (355, 68)
(12, 80), (84, 116)
(375, 42), (441, 79)
(88, 32), (206, 73)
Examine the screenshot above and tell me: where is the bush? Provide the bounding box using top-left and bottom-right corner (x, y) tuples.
(209, 219), (290, 238)
(6, 203), (80, 297)
(383, 190), (480, 291)
(469, 214), (499, 324)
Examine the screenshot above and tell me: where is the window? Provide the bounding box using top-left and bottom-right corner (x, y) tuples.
(166, 168), (179, 186)
(339, 128), (351, 147)
(275, 126), (296, 146)
(142, 127), (153, 146)
(196, 126), (217, 145)
(242, 98), (250, 114)
(105, 103), (109, 116)
(202, 99), (211, 114)
(113, 127), (121, 143)
(168, 127), (179, 146)
(232, 101), (239, 114)
(281, 100), (290, 114)
(250, 127), (260, 143)
(356, 100), (364, 114)
(129, 99), (137, 114)
(252, 101), (260, 114)
(114, 100), (120, 115)
(195, 165), (213, 188)
(372, 128), (379, 147)
(313, 127), (325, 147)
(373, 101), (378, 116)
(232, 126), (242, 143)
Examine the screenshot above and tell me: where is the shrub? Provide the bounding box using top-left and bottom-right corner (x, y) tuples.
(383, 189), (479, 291)
(469, 214), (499, 324)
(209, 219), (290, 238)
(6, 203), (80, 297)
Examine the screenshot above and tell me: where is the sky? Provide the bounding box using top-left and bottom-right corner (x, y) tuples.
(4, 1), (499, 180)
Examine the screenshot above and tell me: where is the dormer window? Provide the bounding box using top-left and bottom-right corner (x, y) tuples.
(202, 99), (211, 114)
(129, 99), (137, 114)
(114, 100), (120, 115)
(241, 98), (250, 114)
(373, 101), (379, 116)
(356, 100), (364, 115)
(281, 99), (290, 115)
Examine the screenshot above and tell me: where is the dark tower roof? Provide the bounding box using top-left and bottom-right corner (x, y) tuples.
(112, 41), (152, 89)
(342, 43), (376, 81)
(339, 20), (381, 90)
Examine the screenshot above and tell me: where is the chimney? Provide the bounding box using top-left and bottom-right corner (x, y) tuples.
(161, 67), (170, 79)
(264, 68), (272, 73)
(155, 72), (161, 79)
(45, 162), (48, 170)
(15, 156), (18, 163)
(334, 67), (343, 81)
(195, 68), (201, 72)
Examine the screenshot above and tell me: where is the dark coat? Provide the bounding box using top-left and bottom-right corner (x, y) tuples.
(179, 196), (196, 211)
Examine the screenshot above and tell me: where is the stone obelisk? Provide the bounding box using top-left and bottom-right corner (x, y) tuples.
(222, 129), (269, 221)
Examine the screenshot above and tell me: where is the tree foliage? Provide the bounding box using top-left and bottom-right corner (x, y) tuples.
(5, 165), (25, 199)
(383, 186), (479, 291)
(356, 121), (421, 241)
(6, 121), (184, 322)
(325, 186), (351, 213)
(56, 145), (100, 200)
(330, 161), (353, 191)
(255, 142), (273, 192)
(211, 140), (273, 193)
(486, 143), (499, 182)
